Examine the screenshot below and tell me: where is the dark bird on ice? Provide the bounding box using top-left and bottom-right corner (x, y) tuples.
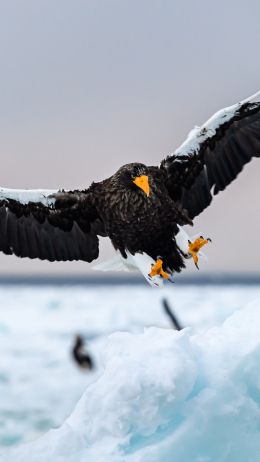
(0, 91), (260, 286)
(72, 335), (94, 370)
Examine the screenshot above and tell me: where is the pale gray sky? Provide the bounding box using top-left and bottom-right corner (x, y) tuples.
(0, 0), (259, 275)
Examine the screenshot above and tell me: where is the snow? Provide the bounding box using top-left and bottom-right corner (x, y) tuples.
(174, 90), (260, 157)
(0, 284), (260, 461)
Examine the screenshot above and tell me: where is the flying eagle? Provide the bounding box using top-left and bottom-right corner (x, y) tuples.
(0, 91), (259, 287)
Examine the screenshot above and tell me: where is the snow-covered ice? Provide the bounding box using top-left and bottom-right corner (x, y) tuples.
(0, 284), (260, 461)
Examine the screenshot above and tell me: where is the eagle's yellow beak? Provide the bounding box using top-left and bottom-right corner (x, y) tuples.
(133, 175), (150, 197)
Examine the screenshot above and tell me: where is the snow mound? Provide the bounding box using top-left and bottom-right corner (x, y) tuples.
(2, 300), (260, 462)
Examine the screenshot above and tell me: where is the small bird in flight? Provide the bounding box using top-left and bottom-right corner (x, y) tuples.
(0, 91), (259, 287)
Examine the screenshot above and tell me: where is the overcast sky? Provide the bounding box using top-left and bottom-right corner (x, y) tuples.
(0, 0), (259, 275)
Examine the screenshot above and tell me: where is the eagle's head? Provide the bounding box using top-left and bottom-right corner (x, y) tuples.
(117, 163), (150, 197)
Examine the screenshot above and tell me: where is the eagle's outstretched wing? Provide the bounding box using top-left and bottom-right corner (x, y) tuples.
(0, 187), (104, 262)
(160, 91), (260, 219)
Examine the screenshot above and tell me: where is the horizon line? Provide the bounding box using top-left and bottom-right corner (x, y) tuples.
(0, 272), (259, 286)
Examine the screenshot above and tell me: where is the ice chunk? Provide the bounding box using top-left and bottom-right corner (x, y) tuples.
(2, 300), (260, 462)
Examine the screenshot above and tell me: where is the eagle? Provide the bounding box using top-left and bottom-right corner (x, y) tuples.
(0, 91), (259, 287)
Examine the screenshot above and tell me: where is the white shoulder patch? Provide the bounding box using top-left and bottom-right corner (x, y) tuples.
(0, 188), (59, 207)
(174, 90), (260, 157)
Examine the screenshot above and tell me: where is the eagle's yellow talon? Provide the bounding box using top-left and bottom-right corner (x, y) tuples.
(149, 259), (170, 280)
(188, 236), (211, 269)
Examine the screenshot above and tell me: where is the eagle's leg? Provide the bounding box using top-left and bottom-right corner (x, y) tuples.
(149, 259), (170, 280)
(188, 236), (212, 270)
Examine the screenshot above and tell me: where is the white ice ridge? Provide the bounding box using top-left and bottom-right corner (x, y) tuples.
(0, 187), (58, 207)
(2, 300), (260, 462)
(174, 90), (260, 157)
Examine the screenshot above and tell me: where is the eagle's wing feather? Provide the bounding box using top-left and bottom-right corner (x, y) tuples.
(160, 91), (260, 219)
(0, 187), (104, 262)
(0, 187), (58, 207)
